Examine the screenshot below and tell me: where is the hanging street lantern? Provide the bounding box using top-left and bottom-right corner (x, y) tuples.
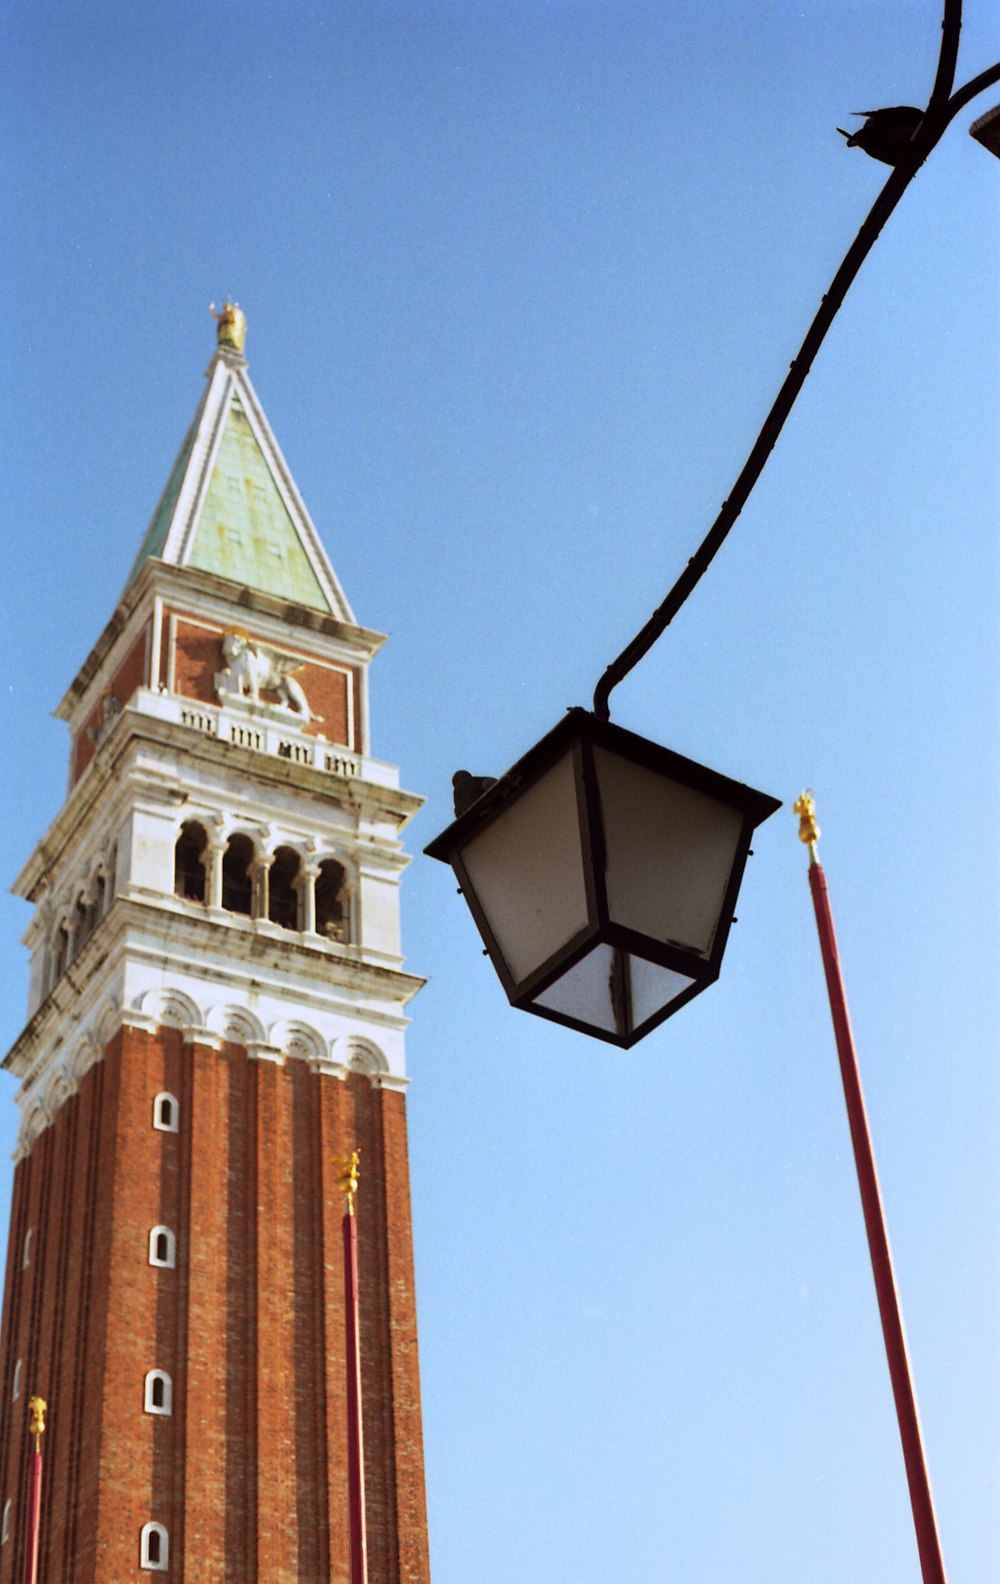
(425, 709), (780, 1047)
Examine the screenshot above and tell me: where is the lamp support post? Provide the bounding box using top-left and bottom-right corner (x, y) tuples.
(23, 1397), (46, 1584)
(794, 797), (946, 1584)
(336, 1153), (368, 1584)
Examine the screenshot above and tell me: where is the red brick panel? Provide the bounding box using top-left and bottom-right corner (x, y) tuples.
(72, 1047), (119, 1583)
(223, 1044), (253, 1582)
(0, 1067), (110, 1584)
(173, 620), (222, 709)
(350, 1074), (399, 1584)
(45, 1088), (87, 1584)
(93, 1028), (170, 1579)
(34, 1101), (78, 1584)
(10, 1125), (52, 1584)
(289, 1062), (329, 1581)
(319, 1073), (352, 1584)
(346, 1077), (431, 1584)
(0, 1153), (32, 1584)
(181, 1041), (229, 1580)
(113, 631), (151, 710)
(253, 1060), (299, 1582)
(72, 628), (150, 785)
(298, 661), (351, 746)
(43, 1056), (105, 1584)
(158, 1032), (188, 1570)
(379, 1089), (432, 1584)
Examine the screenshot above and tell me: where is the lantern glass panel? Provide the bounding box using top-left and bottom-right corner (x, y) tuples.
(594, 747), (745, 959)
(459, 749), (587, 983)
(533, 942), (696, 1039)
(628, 954), (698, 1025)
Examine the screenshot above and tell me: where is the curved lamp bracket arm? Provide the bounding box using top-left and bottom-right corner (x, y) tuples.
(946, 58), (1000, 123)
(928, 0), (963, 117)
(593, 0), (997, 722)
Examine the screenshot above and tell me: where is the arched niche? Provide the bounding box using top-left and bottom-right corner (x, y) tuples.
(268, 845), (301, 930)
(222, 833), (255, 915)
(174, 821), (208, 903)
(316, 858), (348, 942)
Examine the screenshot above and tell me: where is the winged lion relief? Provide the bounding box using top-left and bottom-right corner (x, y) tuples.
(214, 632), (316, 721)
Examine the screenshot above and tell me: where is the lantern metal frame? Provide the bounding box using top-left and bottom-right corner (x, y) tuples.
(426, 708), (780, 1047)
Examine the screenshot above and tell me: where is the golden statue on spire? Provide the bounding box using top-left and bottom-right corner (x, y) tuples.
(28, 1396), (47, 1450)
(335, 1150), (361, 1215)
(209, 300), (247, 355)
(793, 790), (820, 862)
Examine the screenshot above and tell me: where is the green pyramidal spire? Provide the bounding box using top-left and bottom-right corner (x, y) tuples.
(188, 393), (329, 607)
(124, 304), (353, 621)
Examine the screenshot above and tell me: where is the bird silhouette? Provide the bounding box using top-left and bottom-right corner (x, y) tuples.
(452, 770), (498, 818)
(837, 106), (923, 165)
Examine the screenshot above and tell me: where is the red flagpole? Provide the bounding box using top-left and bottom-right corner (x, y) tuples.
(22, 1397), (46, 1584)
(337, 1153), (368, 1584)
(794, 795), (947, 1584)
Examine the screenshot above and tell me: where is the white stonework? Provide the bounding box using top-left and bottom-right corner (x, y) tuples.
(7, 692), (423, 1154)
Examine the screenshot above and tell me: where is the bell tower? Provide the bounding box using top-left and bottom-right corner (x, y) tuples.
(0, 308), (431, 1582)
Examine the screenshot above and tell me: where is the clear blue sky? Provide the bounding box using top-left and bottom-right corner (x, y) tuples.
(2, 2), (999, 1579)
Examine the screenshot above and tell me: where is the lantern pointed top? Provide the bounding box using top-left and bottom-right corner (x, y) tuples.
(793, 790), (820, 864)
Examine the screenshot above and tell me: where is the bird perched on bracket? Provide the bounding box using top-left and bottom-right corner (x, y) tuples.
(452, 770), (498, 818)
(837, 106), (923, 165)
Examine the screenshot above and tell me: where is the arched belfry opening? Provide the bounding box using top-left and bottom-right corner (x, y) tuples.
(268, 846), (301, 930)
(316, 858), (347, 941)
(222, 834), (254, 915)
(174, 821), (208, 903)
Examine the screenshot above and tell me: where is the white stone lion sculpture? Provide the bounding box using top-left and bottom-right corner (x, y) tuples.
(215, 633), (314, 719)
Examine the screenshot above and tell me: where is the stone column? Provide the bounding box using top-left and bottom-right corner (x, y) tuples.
(297, 864), (319, 935)
(207, 841), (225, 911)
(254, 855), (273, 921)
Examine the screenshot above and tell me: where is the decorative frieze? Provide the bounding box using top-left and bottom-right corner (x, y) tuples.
(10, 981), (408, 1159)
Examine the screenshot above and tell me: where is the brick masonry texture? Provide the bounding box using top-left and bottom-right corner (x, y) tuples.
(0, 1028), (430, 1582)
(72, 627), (151, 785)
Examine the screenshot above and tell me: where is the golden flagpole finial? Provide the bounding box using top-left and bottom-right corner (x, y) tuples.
(209, 300), (247, 355)
(28, 1396), (47, 1451)
(793, 790), (820, 863)
(335, 1150), (361, 1216)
